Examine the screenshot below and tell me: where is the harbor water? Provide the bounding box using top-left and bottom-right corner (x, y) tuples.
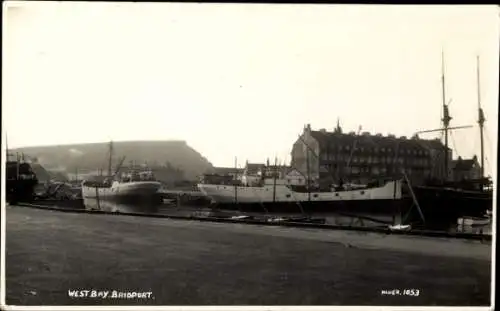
(82, 198), (492, 236)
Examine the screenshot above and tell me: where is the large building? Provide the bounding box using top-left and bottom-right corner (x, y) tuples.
(291, 124), (453, 187)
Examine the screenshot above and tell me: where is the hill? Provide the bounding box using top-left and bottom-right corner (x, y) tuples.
(12, 140), (214, 181)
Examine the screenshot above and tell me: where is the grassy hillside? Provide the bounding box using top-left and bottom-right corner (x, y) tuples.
(12, 140), (214, 181)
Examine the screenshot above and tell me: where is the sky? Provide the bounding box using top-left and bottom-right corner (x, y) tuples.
(2, 2), (499, 175)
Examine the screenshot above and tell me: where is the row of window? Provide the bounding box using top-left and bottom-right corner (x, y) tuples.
(320, 167), (432, 176)
(319, 155), (431, 166)
(323, 146), (430, 156)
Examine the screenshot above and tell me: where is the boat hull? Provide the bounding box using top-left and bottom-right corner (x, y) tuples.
(198, 181), (493, 227)
(81, 181), (162, 204)
(198, 180), (402, 204)
(411, 186), (492, 224)
(198, 181), (412, 224)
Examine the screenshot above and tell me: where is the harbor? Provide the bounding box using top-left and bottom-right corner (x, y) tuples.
(5, 205), (492, 306)
(3, 3), (497, 308)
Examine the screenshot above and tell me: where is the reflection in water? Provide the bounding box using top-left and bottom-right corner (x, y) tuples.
(82, 199), (492, 236)
(83, 198), (161, 214)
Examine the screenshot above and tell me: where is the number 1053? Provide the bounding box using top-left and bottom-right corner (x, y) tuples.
(403, 289), (420, 296)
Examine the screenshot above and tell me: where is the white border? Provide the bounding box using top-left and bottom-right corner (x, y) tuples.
(1, 1), (496, 311)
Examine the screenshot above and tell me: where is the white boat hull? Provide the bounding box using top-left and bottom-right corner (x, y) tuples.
(197, 180), (402, 204)
(82, 181), (162, 203)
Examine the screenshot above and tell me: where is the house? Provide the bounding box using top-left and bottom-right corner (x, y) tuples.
(451, 156), (482, 181)
(200, 174), (236, 185)
(291, 123), (452, 187)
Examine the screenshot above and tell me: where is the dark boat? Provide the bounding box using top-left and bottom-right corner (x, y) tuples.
(6, 154), (39, 204)
(406, 54), (493, 227)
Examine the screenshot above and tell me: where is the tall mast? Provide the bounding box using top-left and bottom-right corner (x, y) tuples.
(234, 156), (238, 204)
(107, 141), (113, 177)
(306, 146), (311, 202)
(476, 56), (485, 178)
(441, 51), (452, 181)
(273, 156), (277, 203)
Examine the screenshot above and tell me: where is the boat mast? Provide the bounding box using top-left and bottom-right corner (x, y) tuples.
(306, 145), (311, 202)
(234, 156), (238, 204)
(273, 156), (277, 203)
(107, 141), (113, 177)
(441, 51), (452, 181)
(476, 56), (485, 178)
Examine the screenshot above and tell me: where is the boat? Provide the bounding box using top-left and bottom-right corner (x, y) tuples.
(198, 178), (408, 215)
(5, 152), (39, 204)
(457, 216), (491, 226)
(388, 224), (412, 231)
(81, 141), (162, 205)
(407, 54), (493, 226)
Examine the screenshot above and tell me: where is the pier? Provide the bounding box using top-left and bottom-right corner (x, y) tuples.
(6, 205), (491, 306)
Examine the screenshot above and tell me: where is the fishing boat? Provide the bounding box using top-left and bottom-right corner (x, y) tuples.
(6, 152), (39, 204)
(81, 141), (162, 205)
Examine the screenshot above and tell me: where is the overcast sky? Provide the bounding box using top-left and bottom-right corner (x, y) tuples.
(3, 2), (499, 175)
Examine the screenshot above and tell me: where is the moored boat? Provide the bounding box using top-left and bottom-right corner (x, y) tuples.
(81, 141), (162, 206)
(198, 179), (409, 216)
(457, 216), (491, 226)
(6, 152), (39, 204)
(81, 172), (162, 204)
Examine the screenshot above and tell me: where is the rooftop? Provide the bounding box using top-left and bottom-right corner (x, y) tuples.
(307, 127), (448, 152)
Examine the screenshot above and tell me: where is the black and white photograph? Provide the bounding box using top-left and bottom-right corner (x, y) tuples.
(2, 1), (497, 308)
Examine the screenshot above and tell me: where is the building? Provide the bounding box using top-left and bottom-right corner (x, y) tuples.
(291, 123), (452, 187)
(451, 156), (481, 181)
(212, 167), (244, 179)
